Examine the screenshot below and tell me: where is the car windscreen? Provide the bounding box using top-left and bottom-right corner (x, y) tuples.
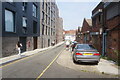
(77, 44), (95, 50)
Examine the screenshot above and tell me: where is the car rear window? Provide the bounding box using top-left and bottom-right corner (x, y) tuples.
(77, 44), (95, 50)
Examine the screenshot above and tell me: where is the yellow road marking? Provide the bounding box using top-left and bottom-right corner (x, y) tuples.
(0, 50), (47, 68)
(36, 49), (64, 80)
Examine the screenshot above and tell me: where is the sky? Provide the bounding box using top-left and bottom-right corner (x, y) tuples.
(56, 0), (101, 30)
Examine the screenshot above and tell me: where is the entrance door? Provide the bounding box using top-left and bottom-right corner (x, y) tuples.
(19, 37), (26, 53)
(33, 37), (37, 49)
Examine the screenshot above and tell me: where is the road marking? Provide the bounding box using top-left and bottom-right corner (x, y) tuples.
(0, 50), (48, 68)
(36, 49), (64, 80)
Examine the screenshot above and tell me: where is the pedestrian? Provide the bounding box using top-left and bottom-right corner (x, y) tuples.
(52, 40), (55, 46)
(65, 41), (70, 50)
(16, 41), (22, 55)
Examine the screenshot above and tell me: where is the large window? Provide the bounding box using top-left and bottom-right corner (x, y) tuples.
(5, 9), (15, 32)
(33, 4), (37, 17)
(22, 2), (27, 11)
(42, 24), (44, 35)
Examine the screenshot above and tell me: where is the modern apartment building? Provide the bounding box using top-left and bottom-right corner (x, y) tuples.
(1, 0), (63, 57)
(1, 2), (40, 57)
(38, 0), (60, 48)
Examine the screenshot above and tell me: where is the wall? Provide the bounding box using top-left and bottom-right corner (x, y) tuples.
(2, 37), (18, 57)
(26, 37), (33, 51)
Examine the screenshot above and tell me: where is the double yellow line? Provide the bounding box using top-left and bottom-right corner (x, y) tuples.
(36, 49), (64, 80)
(0, 50), (47, 68)
(0, 47), (64, 80)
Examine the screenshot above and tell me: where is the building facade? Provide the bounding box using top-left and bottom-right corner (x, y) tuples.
(104, 2), (120, 62)
(39, 0), (60, 48)
(56, 17), (63, 44)
(91, 1), (120, 62)
(76, 27), (82, 43)
(2, 2), (40, 57)
(81, 18), (92, 44)
(91, 2), (104, 54)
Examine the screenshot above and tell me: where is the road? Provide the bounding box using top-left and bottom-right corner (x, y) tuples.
(1, 44), (118, 80)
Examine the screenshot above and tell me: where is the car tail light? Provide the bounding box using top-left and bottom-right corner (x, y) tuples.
(94, 53), (100, 56)
(76, 53), (82, 55)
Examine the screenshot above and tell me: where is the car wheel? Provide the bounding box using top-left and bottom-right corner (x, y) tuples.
(95, 61), (98, 65)
(73, 57), (78, 64)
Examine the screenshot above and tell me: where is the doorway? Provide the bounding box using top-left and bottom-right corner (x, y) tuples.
(33, 37), (37, 49)
(19, 37), (26, 53)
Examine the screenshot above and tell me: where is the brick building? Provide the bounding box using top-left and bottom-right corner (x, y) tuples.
(104, 2), (120, 62)
(91, 2), (104, 54)
(81, 18), (92, 44)
(76, 27), (81, 43)
(91, 1), (120, 62)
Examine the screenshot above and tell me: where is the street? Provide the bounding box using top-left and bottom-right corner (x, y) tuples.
(1, 44), (118, 80)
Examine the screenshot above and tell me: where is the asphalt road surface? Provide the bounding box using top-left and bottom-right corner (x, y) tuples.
(1, 44), (118, 80)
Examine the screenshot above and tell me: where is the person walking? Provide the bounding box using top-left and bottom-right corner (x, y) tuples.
(52, 40), (55, 46)
(16, 41), (22, 55)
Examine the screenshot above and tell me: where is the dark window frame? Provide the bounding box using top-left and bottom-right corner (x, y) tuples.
(5, 9), (16, 33)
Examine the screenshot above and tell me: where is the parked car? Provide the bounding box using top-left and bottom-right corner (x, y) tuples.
(73, 44), (100, 64)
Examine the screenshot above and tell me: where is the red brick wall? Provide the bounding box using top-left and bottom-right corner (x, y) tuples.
(106, 30), (119, 61)
(81, 19), (91, 44)
(106, 16), (119, 29)
(106, 15), (119, 61)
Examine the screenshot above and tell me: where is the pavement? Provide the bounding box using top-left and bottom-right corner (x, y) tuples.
(57, 49), (120, 76)
(0, 42), (64, 65)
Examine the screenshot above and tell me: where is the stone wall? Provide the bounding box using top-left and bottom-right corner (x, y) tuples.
(2, 37), (18, 57)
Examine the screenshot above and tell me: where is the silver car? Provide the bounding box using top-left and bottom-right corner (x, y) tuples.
(73, 44), (100, 64)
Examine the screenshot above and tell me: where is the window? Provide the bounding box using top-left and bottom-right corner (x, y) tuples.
(33, 21), (37, 34)
(22, 17), (27, 34)
(42, 24), (44, 35)
(48, 7), (50, 15)
(46, 15), (47, 24)
(22, 2), (27, 11)
(46, 3), (47, 13)
(23, 17), (27, 27)
(51, 28), (52, 35)
(42, 1), (44, 9)
(42, 11), (44, 22)
(33, 4), (37, 17)
(98, 14), (102, 23)
(46, 26), (47, 35)
(48, 17), (50, 25)
(48, 27), (50, 35)
(5, 9), (15, 32)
